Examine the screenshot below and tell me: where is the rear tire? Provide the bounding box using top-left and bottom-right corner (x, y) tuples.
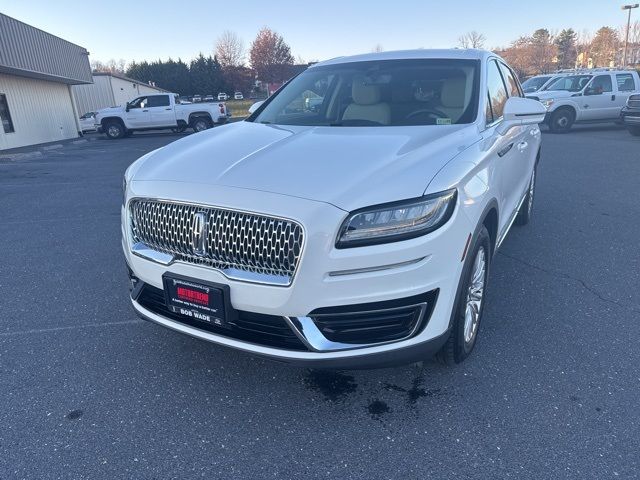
(436, 226), (491, 365)
(548, 108), (575, 133)
(627, 125), (640, 137)
(191, 117), (211, 133)
(515, 168), (536, 226)
(104, 120), (125, 139)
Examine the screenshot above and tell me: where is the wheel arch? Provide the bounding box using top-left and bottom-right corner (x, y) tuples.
(478, 199), (499, 257)
(188, 112), (213, 122)
(100, 116), (125, 127)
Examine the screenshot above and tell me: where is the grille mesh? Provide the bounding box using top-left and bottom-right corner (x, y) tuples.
(130, 199), (304, 283)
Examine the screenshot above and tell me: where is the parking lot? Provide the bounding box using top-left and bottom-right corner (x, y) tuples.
(1, 126), (639, 479)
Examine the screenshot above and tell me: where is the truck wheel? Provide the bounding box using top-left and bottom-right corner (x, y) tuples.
(104, 121), (125, 139)
(191, 118), (211, 133)
(548, 108), (575, 133)
(627, 125), (640, 137)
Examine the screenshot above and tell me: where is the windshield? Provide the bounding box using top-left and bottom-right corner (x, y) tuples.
(544, 75), (592, 92)
(522, 76), (551, 93)
(251, 59), (480, 127)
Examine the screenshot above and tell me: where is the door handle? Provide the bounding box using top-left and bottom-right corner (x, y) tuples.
(611, 95), (616, 101)
(497, 143), (514, 157)
(165, 108), (172, 110)
(142, 109), (148, 112)
(517, 141), (528, 152)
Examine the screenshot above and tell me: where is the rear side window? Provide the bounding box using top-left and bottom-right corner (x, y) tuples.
(499, 62), (522, 98)
(589, 75), (613, 93)
(616, 73), (636, 91)
(147, 95), (170, 107)
(486, 60), (508, 125)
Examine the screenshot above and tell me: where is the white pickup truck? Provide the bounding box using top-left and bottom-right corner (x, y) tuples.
(95, 93), (228, 139)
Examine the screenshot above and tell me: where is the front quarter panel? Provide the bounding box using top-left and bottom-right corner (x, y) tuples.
(425, 137), (495, 236)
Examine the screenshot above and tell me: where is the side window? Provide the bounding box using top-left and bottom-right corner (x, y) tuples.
(588, 75), (613, 94)
(486, 60), (508, 125)
(129, 97), (148, 109)
(147, 95), (170, 107)
(499, 62), (522, 98)
(616, 73), (636, 92)
(0, 94), (15, 133)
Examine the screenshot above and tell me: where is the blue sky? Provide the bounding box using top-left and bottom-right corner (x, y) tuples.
(0, 0), (632, 64)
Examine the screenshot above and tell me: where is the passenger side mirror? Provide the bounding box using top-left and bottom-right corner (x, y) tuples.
(497, 97), (547, 135)
(248, 101), (265, 115)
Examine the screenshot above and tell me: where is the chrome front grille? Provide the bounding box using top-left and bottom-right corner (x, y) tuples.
(129, 199), (304, 285)
(628, 94), (640, 108)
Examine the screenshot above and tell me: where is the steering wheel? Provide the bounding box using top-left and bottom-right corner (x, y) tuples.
(406, 108), (449, 120)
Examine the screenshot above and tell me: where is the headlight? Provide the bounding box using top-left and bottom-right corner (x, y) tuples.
(336, 189), (457, 248)
(541, 99), (554, 108)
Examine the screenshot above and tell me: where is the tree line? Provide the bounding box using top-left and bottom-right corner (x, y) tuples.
(91, 22), (640, 95)
(90, 27), (297, 97)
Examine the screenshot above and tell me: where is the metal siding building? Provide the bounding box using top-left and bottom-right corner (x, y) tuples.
(0, 13), (91, 150)
(73, 73), (168, 115)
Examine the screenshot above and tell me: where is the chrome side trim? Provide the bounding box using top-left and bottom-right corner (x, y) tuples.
(327, 257), (427, 277)
(284, 303), (428, 352)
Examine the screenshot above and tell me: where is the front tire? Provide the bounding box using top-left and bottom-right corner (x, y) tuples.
(104, 121), (125, 139)
(548, 108), (575, 133)
(437, 226), (491, 365)
(627, 125), (640, 137)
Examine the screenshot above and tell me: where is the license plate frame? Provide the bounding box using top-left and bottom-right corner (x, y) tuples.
(162, 273), (236, 329)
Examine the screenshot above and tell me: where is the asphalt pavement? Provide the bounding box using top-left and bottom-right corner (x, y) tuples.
(1, 125), (639, 479)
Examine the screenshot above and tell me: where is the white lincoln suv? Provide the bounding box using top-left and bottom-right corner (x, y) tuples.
(122, 49), (546, 368)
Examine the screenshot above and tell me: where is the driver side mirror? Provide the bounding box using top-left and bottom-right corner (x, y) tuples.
(248, 101), (265, 115)
(497, 97), (547, 135)
(125, 103), (130, 112)
(584, 86), (602, 96)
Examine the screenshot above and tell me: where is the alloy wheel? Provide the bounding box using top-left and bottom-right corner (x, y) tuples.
(463, 247), (486, 345)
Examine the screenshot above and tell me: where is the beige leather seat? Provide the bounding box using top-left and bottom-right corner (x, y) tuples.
(343, 76), (391, 125)
(439, 77), (467, 123)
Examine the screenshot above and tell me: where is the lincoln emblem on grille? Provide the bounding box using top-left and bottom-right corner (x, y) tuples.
(191, 212), (207, 256)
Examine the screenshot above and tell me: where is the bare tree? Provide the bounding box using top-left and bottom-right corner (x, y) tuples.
(216, 30), (245, 68)
(590, 26), (619, 67)
(576, 29), (594, 67)
(91, 58), (127, 74)
(249, 27), (295, 83)
(458, 31), (486, 49)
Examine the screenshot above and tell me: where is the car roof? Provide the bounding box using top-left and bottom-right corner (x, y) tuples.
(311, 49), (495, 68)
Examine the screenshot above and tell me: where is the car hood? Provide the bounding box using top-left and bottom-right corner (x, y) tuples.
(96, 106), (125, 115)
(132, 121), (481, 211)
(530, 90), (574, 100)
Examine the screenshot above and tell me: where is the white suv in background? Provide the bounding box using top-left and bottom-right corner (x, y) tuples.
(528, 69), (640, 132)
(123, 49), (546, 368)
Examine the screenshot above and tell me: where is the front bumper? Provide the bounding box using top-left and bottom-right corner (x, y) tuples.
(620, 108), (640, 125)
(123, 182), (472, 367)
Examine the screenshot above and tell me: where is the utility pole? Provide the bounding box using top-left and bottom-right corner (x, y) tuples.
(622, 4), (639, 67)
